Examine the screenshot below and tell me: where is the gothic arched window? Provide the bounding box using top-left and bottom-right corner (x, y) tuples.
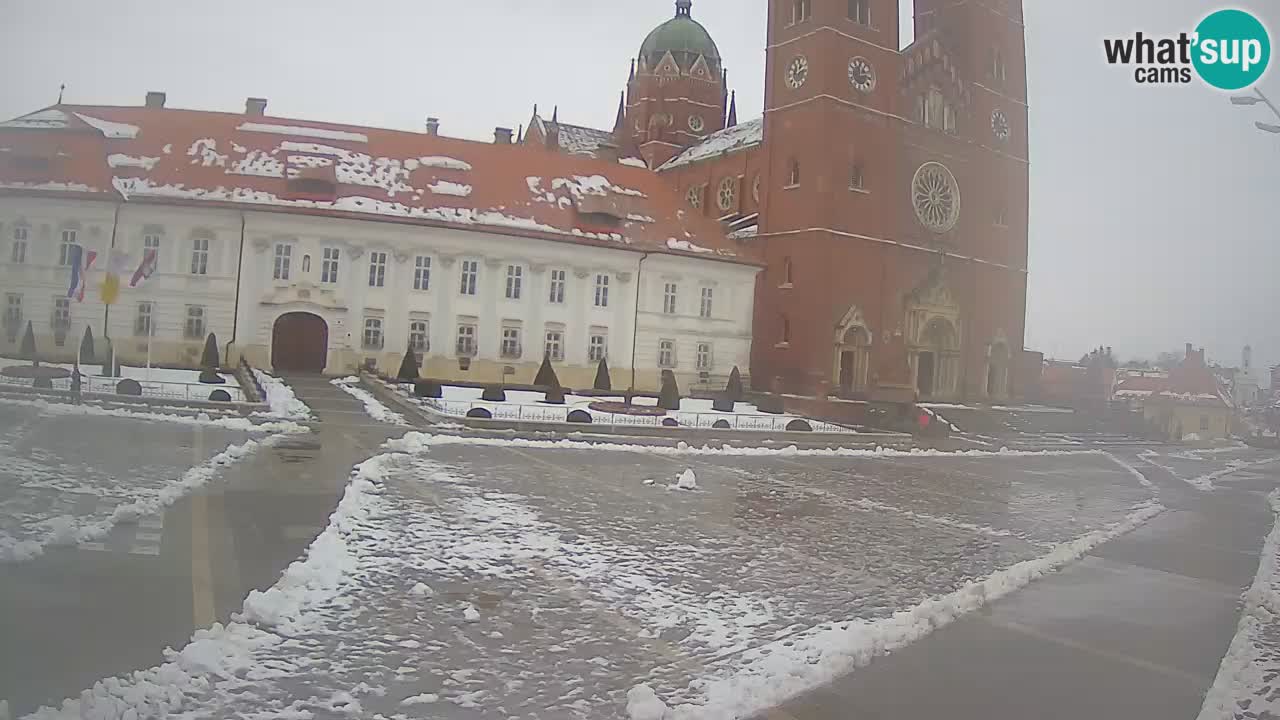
(787, 159), (801, 188)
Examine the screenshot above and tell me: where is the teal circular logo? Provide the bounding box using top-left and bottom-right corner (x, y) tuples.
(1192, 9), (1271, 90)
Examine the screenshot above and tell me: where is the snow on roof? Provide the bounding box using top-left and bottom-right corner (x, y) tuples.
(236, 122), (368, 143)
(74, 113), (140, 139)
(1, 103), (757, 265)
(658, 117), (764, 171)
(0, 108), (70, 129)
(532, 115), (617, 158)
(620, 157), (648, 168)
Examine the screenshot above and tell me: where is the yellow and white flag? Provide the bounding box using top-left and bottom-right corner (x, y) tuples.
(100, 250), (132, 306)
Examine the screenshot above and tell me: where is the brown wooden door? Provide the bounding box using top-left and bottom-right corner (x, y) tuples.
(272, 312), (328, 373)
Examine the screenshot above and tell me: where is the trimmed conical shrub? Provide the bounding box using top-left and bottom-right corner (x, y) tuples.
(397, 346), (420, 382)
(593, 357), (611, 391)
(19, 321), (37, 366)
(79, 326), (96, 366)
(658, 369), (681, 411)
(725, 366), (744, 402)
(534, 352), (561, 388)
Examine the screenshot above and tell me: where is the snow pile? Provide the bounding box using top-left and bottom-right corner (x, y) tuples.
(409, 582), (433, 597)
(642, 499), (1165, 718)
(252, 369), (313, 421)
(401, 693), (439, 706)
(390, 431), (1106, 460)
(418, 155), (472, 171)
(0, 439), (261, 563)
(673, 468), (698, 490)
(237, 122), (369, 143)
(330, 377), (407, 425)
(0, 396), (307, 435)
(627, 684), (670, 720)
(237, 453), (390, 634)
(462, 604), (480, 622)
(1197, 490), (1280, 720)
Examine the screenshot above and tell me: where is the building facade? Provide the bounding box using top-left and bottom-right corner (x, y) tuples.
(0, 101), (758, 391)
(531, 0), (1030, 402)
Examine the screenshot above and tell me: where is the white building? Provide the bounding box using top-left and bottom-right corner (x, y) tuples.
(0, 97), (759, 391)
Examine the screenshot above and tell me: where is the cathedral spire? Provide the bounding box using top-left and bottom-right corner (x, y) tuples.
(613, 91), (626, 134)
(675, 0), (692, 18)
(726, 90), (737, 128)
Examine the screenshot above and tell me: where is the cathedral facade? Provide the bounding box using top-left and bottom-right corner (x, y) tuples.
(529, 0), (1030, 402)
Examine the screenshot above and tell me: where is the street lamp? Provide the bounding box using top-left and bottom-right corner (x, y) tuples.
(1231, 87), (1280, 134)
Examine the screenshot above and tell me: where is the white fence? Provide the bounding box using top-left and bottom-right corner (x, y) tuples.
(416, 396), (853, 434)
(0, 374), (245, 403)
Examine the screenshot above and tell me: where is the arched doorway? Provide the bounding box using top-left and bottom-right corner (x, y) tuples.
(914, 317), (959, 400)
(835, 326), (871, 396)
(272, 312), (328, 373)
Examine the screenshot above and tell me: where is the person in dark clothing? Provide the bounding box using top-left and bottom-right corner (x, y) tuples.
(70, 367), (83, 405)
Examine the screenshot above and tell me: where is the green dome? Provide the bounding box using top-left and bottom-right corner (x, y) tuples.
(639, 1), (721, 72)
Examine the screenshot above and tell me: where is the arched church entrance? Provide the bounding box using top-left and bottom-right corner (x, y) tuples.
(272, 312), (328, 373)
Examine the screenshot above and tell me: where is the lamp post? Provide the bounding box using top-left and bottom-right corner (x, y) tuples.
(1230, 87), (1280, 132)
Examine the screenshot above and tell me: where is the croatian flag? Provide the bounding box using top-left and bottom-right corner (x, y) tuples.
(130, 248), (157, 288)
(65, 245), (99, 302)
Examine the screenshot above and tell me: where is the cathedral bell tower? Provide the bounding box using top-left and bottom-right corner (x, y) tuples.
(619, 0), (729, 168)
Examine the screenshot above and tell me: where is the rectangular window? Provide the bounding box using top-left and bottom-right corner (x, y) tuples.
(409, 319), (430, 353)
(143, 232), (161, 263)
(368, 251), (387, 288)
(663, 283), (678, 315)
(849, 0), (870, 25)
(52, 297), (70, 344)
(791, 0), (811, 24)
(700, 287), (714, 319)
(135, 301), (154, 337)
(460, 259), (478, 295)
(456, 323), (477, 356)
(11, 226), (28, 264)
(594, 274), (610, 308)
(549, 269), (566, 304)
(4, 293), (22, 334)
(273, 243), (292, 280)
(321, 247), (340, 284)
(184, 305), (205, 339)
(544, 329), (564, 362)
(658, 339), (676, 368)
(414, 256), (431, 291)
(59, 229), (77, 266)
(362, 317), (384, 349)
(588, 333), (608, 363)
(501, 326), (522, 358)
(696, 342), (713, 371)
(850, 164), (865, 190)
(1200, 415), (1210, 432)
(505, 265), (523, 300)
(190, 236), (209, 275)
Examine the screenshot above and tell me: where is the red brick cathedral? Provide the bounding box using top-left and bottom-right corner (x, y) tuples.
(526, 0), (1028, 402)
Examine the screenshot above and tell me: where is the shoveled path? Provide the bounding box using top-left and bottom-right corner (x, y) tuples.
(762, 451), (1280, 720)
(0, 374), (403, 716)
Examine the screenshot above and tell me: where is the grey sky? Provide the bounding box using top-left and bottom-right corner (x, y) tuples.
(2, 0), (1276, 372)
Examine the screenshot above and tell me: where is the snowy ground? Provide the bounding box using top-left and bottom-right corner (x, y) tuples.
(396, 382), (854, 433)
(0, 401), (260, 562)
(1138, 446), (1280, 491)
(333, 377), (407, 424)
(27, 436), (1165, 719)
(0, 356), (242, 401)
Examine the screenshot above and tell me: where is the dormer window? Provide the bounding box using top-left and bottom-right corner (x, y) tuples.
(284, 161), (337, 201)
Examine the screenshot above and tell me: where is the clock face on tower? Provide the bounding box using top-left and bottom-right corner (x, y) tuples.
(848, 57), (875, 92)
(991, 110), (1010, 141)
(785, 56), (809, 89)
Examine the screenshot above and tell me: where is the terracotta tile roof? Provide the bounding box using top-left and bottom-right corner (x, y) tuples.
(1116, 352), (1232, 407)
(0, 104), (756, 266)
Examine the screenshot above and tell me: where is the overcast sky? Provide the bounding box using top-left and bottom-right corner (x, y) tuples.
(2, 0), (1276, 372)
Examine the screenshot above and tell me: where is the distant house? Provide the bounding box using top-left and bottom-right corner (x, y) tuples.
(1136, 344), (1235, 441)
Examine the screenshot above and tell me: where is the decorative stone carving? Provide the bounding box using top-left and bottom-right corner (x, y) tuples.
(393, 251), (410, 264)
(484, 257), (503, 269)
(615, 272), (633, 284)
(438, 255), (457, 268)
(574, 268), (591, 280)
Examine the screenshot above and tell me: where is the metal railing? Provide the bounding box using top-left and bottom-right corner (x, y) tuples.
(0, 373), (245, 402)
(413, 395), (852, 433)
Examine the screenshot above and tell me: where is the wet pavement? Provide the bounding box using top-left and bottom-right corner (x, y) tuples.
(2, 378), (1279, 719)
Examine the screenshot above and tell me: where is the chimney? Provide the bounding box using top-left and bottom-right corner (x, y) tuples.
(493, 127), (513, 144)
(145, 91), (166, 109)
(425, 117), (440, 136)
(245, 97), (268, 116)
